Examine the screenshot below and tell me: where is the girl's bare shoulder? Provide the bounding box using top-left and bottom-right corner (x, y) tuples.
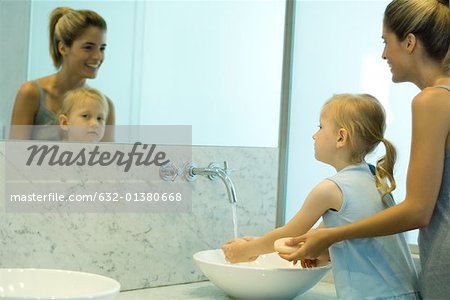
(312, 179), (342, 202)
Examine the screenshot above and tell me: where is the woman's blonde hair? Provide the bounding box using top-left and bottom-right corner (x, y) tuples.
(59, 87), (109, 118)
(384, 0), (450, 73)
(323, 94), (397, 203)
(49, 7), (107, 68)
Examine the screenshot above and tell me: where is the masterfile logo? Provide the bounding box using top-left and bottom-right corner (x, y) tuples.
(5, 125), (192, 213)
(25, 142), (170, 172)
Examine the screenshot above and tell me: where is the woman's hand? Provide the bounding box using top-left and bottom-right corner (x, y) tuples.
(222, 237), (258, 263)
(279, 228), (335, 263)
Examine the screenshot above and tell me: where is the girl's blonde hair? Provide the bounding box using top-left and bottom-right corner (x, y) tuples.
(59, 87), (109, 118)
(384, 0), (450, 73)
(49, 7), (107, 68)
(323, 94), (397, 204)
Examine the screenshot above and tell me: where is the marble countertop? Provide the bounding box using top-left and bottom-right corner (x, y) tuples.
(116, 280), (337, 300)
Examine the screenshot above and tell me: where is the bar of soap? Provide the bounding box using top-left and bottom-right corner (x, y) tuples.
(274, 237), (301, 254)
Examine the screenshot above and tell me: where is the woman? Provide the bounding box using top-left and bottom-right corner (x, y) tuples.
(282, 0), (450, 298)
(10, 7), (115, 141)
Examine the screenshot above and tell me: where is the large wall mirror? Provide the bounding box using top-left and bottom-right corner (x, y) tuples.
(7, 0), (286, 147)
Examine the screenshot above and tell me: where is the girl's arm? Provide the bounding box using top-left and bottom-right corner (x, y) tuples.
(222, 179), (341, 263)
(283, 88), (449, 260)
(10, 82), (40, 139)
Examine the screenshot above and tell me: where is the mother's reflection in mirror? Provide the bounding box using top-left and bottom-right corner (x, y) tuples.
(10, 7), (115, 141)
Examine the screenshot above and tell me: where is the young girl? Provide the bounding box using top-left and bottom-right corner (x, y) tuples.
(222, 94), (420, 299)
(10, 7), (115, 141)
(58, 87), (109, 142)
(284, 1), (449, 298)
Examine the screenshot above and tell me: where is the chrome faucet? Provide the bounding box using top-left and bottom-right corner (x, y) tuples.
(186, 162), (237, 204)
(159, 161), (238, 204)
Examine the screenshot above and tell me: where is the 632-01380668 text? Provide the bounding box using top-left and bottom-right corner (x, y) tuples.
(9, 192), (184, 203)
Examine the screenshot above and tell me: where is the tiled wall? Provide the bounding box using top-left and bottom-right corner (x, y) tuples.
(0, 142), (278, 290)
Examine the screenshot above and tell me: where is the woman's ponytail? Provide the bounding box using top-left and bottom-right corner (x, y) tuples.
(49, 7), (73, 68)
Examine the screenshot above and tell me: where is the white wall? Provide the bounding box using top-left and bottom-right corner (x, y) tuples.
(0, 0), (31, 139)
(139, 1), (284, 147)
(286, 0), (419, 244)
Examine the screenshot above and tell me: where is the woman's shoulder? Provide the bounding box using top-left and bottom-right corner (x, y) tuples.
(16, 80), (40, 103)
(11, 80), (41, 126)
(19, 75), (58, 100)
(18, 74), (53, 92)
(411, 84), (450, 131)
(413, 84), (450, 107)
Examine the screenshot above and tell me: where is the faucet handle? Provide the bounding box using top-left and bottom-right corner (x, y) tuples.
(207, 162), (222, 180)
(159, 162), (179, 182)
(207, 161), (236, 180)
(222, 161), (237, 175)
(183, 161), (198, 182)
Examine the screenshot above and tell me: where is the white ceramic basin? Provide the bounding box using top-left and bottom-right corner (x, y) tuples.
(194, 249), (331, 299)
(0, 269), (120, 300)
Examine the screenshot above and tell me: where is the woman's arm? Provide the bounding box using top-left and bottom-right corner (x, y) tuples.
(9, 81), (40, 139)
(102, 97), (115, 142)
(283, 89), (449, 260)
(282, 222), (330, 267)
(222, 179), (341, 263)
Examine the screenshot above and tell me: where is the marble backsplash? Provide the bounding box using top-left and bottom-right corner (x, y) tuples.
(0, 142), (278, 291)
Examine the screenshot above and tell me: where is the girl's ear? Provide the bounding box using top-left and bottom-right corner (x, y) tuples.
(336, 128), (348, 148)
(405, 33), (417, 54)
(59, 114), (69, 131)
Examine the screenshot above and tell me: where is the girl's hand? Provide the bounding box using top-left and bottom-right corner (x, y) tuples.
(301, 259), (319, 268)
(223, 236), (256, 245)
(300, 250), (331, 268)
(300, 257), (330, 268)
(222, 237), (258, 263)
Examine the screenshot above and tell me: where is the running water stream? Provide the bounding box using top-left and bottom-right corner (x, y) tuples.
(231, 202), (238, 238)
